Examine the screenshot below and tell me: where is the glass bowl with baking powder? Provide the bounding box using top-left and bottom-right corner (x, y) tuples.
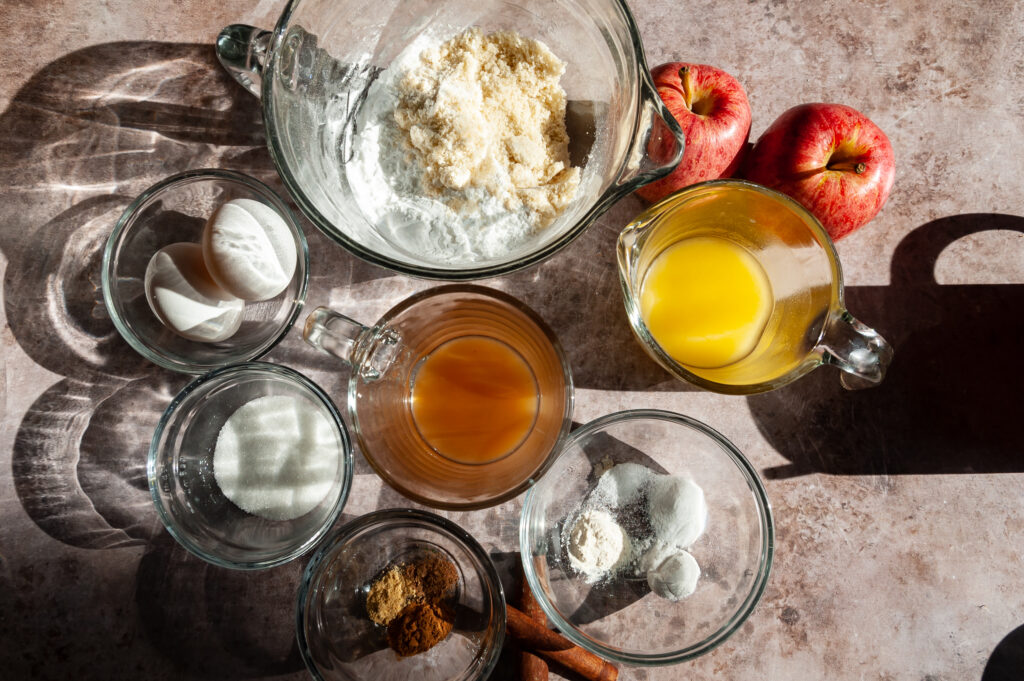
(102, 169), (309, 374)
(297, 509), (505, 681)
(520, 410), (773, 665)
(215, 0), (684, 279)
(149, 362), (352, 569)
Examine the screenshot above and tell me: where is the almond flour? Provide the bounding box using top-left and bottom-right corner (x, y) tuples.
(346, 30), (583, 265)
(393, 29), (580, 229)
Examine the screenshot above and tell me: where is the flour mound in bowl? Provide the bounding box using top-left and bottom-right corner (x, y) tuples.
(347, 28), (581, 265)
(394, 28), (580, 228)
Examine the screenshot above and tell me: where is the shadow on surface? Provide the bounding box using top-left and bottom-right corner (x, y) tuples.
(0, 41), (271, 379)
(135, 533), (305, 678)
(0, 41), (279, 551)
(982, 623), (1024, 681)
(748, 213), (1024, 477)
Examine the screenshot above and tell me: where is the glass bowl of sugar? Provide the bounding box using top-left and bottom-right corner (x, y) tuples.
(519, 409), (773, 665)
(149, 362), (352, 569)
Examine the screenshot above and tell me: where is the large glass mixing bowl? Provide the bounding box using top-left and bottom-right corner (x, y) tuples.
(216, 0), (684, 279)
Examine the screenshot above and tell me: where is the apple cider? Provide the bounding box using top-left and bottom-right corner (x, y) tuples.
(343, 287), (571, 508)
(410, 335), (540, 464)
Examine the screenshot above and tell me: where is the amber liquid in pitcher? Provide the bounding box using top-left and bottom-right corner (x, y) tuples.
(410, 335), (540, 465)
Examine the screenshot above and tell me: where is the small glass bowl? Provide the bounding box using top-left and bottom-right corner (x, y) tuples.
(102, 169), (309, 374)
(520, 409), (773, 665)
(297, 509), (505, 681)
(149, 362), (352, 569)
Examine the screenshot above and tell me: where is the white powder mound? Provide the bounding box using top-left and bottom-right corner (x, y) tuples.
(393, 29), (579, 222)
(346, 29), (579, 266)
(646, 549), (700, 601)
(212, 395), (341, 521)
(649, 476), (707, 549)
(591, 462), (654, 507)
(566, 509), (631, 582)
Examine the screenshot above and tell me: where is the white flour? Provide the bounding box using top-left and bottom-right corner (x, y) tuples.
(346, 31), (577, 266)
(562, 463), (708, 598)
(566, 509), (630, 582)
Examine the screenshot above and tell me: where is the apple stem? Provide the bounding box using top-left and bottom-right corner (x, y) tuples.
(677, 66), (694, 112)
(828, 161), (867, 174)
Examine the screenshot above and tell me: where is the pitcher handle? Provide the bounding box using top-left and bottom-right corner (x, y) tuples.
(216, 24), (273, 97)
(303, 307), (401, 381)
(615, 75), (685, 192)
(820, 309), (894, 390)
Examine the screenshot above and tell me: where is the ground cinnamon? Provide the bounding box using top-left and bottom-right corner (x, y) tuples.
(506, 605), (619, 681)
(386, 602), (454, 657)
(403, 553), (459, 602)
(364, 551), (460, 658)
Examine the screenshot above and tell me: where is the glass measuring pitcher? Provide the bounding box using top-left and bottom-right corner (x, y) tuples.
(617, 180), (893, 394)
(303, 285), (574, 509)
(215, 0), (683, 279)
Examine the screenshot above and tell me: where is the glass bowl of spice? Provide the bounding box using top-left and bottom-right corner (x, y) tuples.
(520, 409), (774, 665)
(149, 362), (352, 569)
(297, 509), (505, 681)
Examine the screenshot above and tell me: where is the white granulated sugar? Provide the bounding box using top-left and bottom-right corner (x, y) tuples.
(212, 395), (340, 521)
(566, 509), (630, 582)
(646, 549), (700, 601)
(346, 29), (580, 266)
(649, 476), (707, 549)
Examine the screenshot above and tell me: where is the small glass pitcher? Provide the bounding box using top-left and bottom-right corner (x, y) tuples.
(617, 180), (893, 394)
(302, 285), (574, 509)
(215, 0), (684, 279)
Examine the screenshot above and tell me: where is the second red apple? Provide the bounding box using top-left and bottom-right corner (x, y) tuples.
(741, 103), (895, 241)
(637, 62), (752, 203)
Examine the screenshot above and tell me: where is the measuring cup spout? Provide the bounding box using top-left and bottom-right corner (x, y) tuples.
(614, 76), (685, 193)
(820, 309), (894, 389)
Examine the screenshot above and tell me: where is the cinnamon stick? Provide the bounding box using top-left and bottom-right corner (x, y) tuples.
(506, 605), (619, 681)
(517, 562), (548, 681)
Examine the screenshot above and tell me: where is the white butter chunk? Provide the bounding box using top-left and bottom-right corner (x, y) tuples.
(202, 198), (297, 301)
(144, 242), (244, 342)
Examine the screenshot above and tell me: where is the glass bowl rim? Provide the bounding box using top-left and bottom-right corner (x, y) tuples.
(101, 167), (311, 374)
(147, 360), (353, 570)
(261, 0), (679, 280)
(295, 507), (508, 681)
(345, 284), (575, 510)
(519, 408), (774, 666)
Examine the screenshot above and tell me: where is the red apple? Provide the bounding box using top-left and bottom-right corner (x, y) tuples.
(636, 62), (752, 203)
(742, 103), (895, 241)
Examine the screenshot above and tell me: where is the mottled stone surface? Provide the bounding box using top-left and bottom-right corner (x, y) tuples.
(1, 1), (1023, 680)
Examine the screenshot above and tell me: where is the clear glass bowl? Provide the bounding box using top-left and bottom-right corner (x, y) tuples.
(297, 509), (505, 681)
(149, 362), (352, 569)
(102, 169), (309, 373)
(520, 409), (773, 665)
(230, 0), (684, 279)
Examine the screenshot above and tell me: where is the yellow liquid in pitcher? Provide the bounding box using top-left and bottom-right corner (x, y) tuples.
(640, 236), (773, 368)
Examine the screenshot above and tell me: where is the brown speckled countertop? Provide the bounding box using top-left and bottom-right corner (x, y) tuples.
(1, 1), (1022, 680)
